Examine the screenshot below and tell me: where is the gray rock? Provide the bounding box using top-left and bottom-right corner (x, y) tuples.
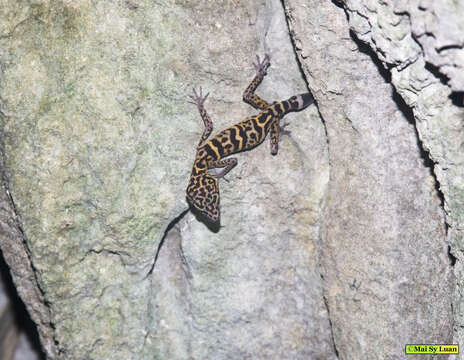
(1, 0), (462, 359)
(284, 0), (455, 358)
(332, 0), (464, 352)
(0, 178), (53, 357)
(343, 0), (464, 91)
(1, 0), (331, 359)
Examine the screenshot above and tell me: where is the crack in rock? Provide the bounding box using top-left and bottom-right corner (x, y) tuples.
(146, 208), (189, 276)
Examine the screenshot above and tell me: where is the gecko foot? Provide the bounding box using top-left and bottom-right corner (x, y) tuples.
(188, 87), (209, 108)
(253, 54), (271, 77)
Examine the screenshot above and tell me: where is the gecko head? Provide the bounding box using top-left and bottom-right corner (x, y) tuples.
(287, 93), (314, 112)
(186, 175), (220, 224)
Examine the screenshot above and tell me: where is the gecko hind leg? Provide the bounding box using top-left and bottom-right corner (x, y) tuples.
(188, 87), (213, 148)
(243, 54), (271, 110)
(209, 158), (238, 179)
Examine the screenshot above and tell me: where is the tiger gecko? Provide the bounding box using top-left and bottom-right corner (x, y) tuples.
(186, 54), (313, 223)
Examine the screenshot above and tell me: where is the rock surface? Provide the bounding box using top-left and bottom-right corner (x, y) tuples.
(0, 0), (462, 359)
(1, 0), (331, 359)
(0, 174), (52, 357)
(284, 0), (455, 358)
(335, 0), (464, 352)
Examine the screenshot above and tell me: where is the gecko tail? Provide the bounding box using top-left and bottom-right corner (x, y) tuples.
(293, 92), (314, 111)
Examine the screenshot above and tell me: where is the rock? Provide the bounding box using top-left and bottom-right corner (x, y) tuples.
(0, 0), (330, 358)
(343, 0), (464, 92)
(1, 0), (462, 358)
(284, 0), (455, 357)
(334, 0), (464, 351)
(0, 178), (53, 357)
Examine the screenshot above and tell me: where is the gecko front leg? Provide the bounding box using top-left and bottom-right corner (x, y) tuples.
(243, 54), (271, 110)
(188, 87), (213, 148)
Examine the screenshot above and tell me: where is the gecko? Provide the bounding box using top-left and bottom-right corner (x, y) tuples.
(186, 54), (313, 224)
